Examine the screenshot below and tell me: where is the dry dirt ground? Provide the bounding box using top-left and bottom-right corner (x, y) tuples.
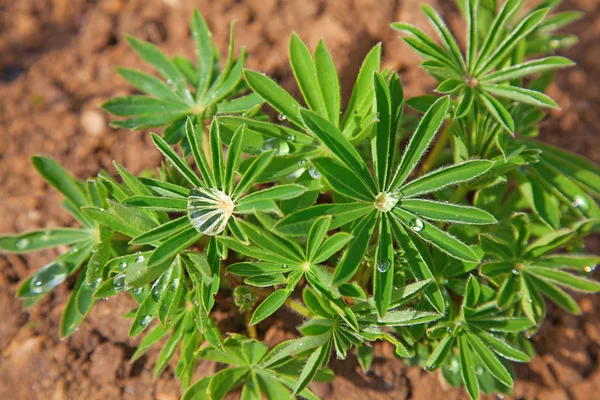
(1, 0), (599, 399)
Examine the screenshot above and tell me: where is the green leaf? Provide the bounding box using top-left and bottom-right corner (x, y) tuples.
(185, 118), (214, 188)
(482, 84), (558, 108)
(476, 8), (550, 75)
(374, 214), (394, 317)
(465, 0), (478, 72)
(358, 309), (441, 326)
(151, 132), (203, 187)
(130, 216), (189, 245)
(525, 229), (573, 259)
(420, 5), (465, 70)
(475, 0), (522, 72)
(123, 195), (188, 211)
(239, 220), (304, 263)
(536, 254), (600, 272)
(315, 39), (340, 125)
(153, 314), (187, 378)
(477, 89), (515, 133)
(389, 218), (445, 313)
(115, 67), (183, 103)
(311, 158), (375, 202)
(528, 267), (600, 293)
(182, 377), (210, 400)
(312, 232), (352, 265)
(458, 334), (479, 400)
(0, 228), (89, 253)
(293, 345), (328, 395)
(393, 208), (479, 262)
(131, 323), (170, 362)
(390, 97), (450, 189)
(32, 156), (88, 208)
(102, 96), (187, 116)
(244, 69), (303, 126)
(147, 226), (202, 268)
(60, 270), (89, 338)
(341, 44), (381, 130)
(276, 203), (372, 236)
(289, 33), (327, 117)
(424, 334), (454, 370)
(483, 56), (574, 83)
(81, 207), (141, 238)
(300, 109), (377, 195)
(250, 289), (290, 325)
(465, 332), (513, 387)
(333, 211), (378, 284)
(400, 199), (497, 225)
(238, 184), (307, 206)
(473, 327), (531, 362)
(208, 119), (225, 190)
(126, 35), (193, 103)
(306, 216), (331, 262)
(373, 72), (392, 189)
(400, 160), (493, 197)
(224, 125), (245, 194)
(532, 274), (580, 314)
(232, 150), (275, 199)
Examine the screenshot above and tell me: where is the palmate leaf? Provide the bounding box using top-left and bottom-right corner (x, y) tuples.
(104, 9), (261, 144)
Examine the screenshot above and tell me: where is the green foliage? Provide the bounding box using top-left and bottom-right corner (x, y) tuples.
(2, 2), (598, 399)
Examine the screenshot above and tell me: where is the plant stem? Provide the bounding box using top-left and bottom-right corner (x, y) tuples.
(245, 310), (257, 339)
(421, 123), (450, 174)
(285, 298), (311, 317)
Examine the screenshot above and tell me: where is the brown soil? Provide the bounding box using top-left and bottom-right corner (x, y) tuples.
(1, 0), (599, 399)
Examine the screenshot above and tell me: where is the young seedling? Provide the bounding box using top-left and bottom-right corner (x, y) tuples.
(2, 1), (598, 399)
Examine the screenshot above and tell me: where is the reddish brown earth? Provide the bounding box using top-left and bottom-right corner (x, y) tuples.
(1, 0), (599, 399)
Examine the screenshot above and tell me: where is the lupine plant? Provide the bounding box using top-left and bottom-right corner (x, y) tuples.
(2, 1), (599, 399)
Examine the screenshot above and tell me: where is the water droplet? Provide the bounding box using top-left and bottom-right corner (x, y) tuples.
(69, 247), (79, 254)
(91, 277), (102, 289)
(512, 269), (520, 275)
(584, 265), (597, 273)
(113, 274), (127, 292)
(132, 287), (143, 295)
(29, 262), (68, 294)
(170, 278), (180, 290)
(166, 79), (173, 86)
(136, 255), (145, 263)
(298, 159), (307, 166)
(282, 265), (288, 269)
(476, 366), (484, 375)
(277, 113), (287, 121)
(139, 315), (152, 327)
(188, 187), (235, 236)
(286, 134), (295, 142)
(446, 327), (452, 334)
(119, 262), (128, 269)
(308, 167), (321, 180)
(376, 260), (391, 273)
(41, 231), (51, 241)
(16, 238), (30, 249)
(408, 218), (424, 232)
(424, 365), (434, 372)
(261, 138), (289, 156)
(151, 286), (162, 302)
(572, 195), (590, 212)
(518, 290), (524, 296)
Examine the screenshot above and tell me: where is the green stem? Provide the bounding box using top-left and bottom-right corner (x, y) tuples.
(285, 298), (311, 317)
(421, 123), (450, 174)
(245, 310), (257, 339)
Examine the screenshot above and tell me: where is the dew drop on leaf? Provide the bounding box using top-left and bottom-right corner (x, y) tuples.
(572, 195), (590, 212)
(261, 138), (289, 156)
(132, 287), (143, 295)
(119, 262), (128, 270)
(139, 315), (152, 327)
(512, 269), (520, 275)
(287, 133), (295, 142)
(16, 238), (30, 249)
(187, 187), (235, 236)
(170, 278), (180, 290)
(308, 167), (321, 180)
(29, 261), (68, 294)
(376, 260), (391, 273)
(277, 113), (287, 121)
(408, 218), (424, 232)
(298, 159), (307, 166)
(151, 285), (162, 302)
(114, 274), (127, 292)
(136, 255), (145, 263)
